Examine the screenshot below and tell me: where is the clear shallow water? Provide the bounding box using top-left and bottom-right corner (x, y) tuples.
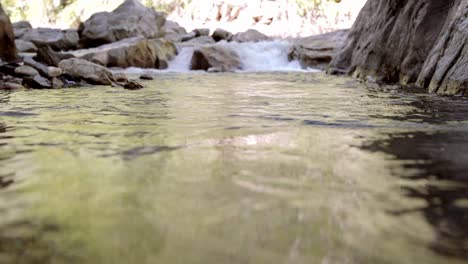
(0, 72), (467, 264)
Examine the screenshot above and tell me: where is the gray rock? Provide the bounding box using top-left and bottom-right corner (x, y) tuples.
(13, 21), (32, 39)
(140, 74), (154, 80)
(0, 82), (24, 90)
(15, 39), (37, 53)
(193, 28), (210, 37)
(51, 77), (65, 89)
(212, 28), (233, 42)
(186, 36), (216, 45)
(181, 32), (197, 42)
(289, 30), (349, 70)
(232, 29), (271, 43)
(190, 46), (241, 72)
(15, 65), (39, 77)
(328, 0), (467, 96)
(79, 0), (166, 48)
(47, 67), (63, 78)
(22, 75), (52, 89)
(22, 28), (79, 51)
(23, 57), (51, 77)
(77, 37), (177, 69)
(164, 20), (187, 43)
(58, 58), (115, 85)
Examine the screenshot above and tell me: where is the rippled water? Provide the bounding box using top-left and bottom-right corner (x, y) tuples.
(0, 72), (467, 264)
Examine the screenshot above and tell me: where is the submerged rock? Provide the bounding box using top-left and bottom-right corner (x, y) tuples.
(328, 0), (467, 96)
(190, 46), (241, 72)
(289, 30), (348, 69)
(232, 29), (271, 43)
(79, 0), (166, 48)
(58, 58), (115, 85)
(78, 37), (177, 69)
(22, 28), (79, 51)
(0, 6), (18, 63)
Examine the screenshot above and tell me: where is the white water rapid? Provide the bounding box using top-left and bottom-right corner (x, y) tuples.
(124, 40), (320, 75)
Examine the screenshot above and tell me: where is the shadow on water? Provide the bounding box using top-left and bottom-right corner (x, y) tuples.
(359, 86), (468, 260)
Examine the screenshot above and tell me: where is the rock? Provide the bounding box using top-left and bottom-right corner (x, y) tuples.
(186, 36), (216, 45)
(35, 46), (75, 67)
(12, 21), (32, 39)
(47, 67), (63, 78)
(328, 0), (467, 96)
(77, 37), (177, 69)
(190, 46), (241, 72)
(232, 29), (271, 43)
(0, 82), (24, 90)
(212, 28), (233, 42)
(79, 0), (166, 48)
(23, 57), (52, 77)
(0, 6), (18, 63)
(14, 65), (39, 77)
(140, 74), (154, 80)
(164, 20), (187, 43)
(181, 32), (197, 42)
(22, 75), (52, 89)
(58, 58), (115, 85)
(289, 30), (349, 69)
(113, 72), (128, 83)
(123, 80), (144, 90)
(12, 21), (32, 30)
(193, 28), (210, 37)
(15, 39), (37, 53)
(51, 77), (65, 89)
(22, 28), (79, 51)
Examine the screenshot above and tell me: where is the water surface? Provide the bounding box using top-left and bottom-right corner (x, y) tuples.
(0, 72), (467, 264)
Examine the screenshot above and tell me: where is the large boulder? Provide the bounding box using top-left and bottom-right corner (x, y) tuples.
(232, 29), (271, 43)
(212, 28), (233, 42)
(190, 46), (242, 72)
(289, 30), (349, 69)
(22, 28), (79, 51)
(76, 37), (177, 69)
(328, 0), (467, 96)
(79, 0), (166, 48)
(0, 6), (18, 63)
(164, 20), (187, 42)
(58, 58), (115, 85)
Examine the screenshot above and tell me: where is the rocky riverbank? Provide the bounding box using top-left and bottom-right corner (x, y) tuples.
(328, 0), (467, 96)
(0, 0), (343, 90)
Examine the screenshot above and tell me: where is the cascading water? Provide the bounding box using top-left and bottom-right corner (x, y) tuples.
(124, 40), (319, 74)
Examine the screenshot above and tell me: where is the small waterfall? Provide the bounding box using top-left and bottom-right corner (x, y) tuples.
(123, 40), (319, 74)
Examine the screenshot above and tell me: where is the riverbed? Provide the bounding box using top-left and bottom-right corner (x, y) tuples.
(0, 72), (467, 263)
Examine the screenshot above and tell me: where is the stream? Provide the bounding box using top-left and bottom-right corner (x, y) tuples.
(0, 72), (467, 263)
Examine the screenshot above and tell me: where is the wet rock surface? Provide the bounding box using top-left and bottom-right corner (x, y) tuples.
(190, 46), (241, 72)
(328, 0), (467, 96)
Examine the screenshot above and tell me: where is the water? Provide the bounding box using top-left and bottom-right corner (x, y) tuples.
(125, 40), (313, 74)
(0, 72), (467, 264)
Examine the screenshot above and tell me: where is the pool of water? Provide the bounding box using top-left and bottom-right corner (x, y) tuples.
(0, 72), (467, 264)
